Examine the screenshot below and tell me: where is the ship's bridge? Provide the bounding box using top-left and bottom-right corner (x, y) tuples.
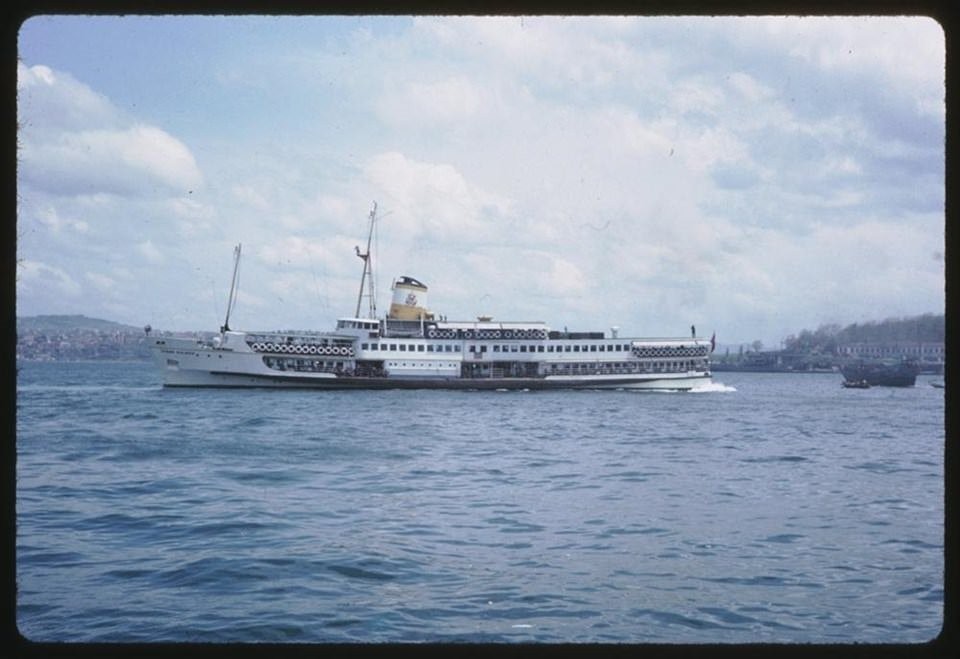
(335, 317), (381, 337)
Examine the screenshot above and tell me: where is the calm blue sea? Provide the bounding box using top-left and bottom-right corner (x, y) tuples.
(16, 361), (944, 643)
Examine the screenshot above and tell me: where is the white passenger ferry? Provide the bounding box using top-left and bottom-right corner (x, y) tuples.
(147, 205), (714, 390)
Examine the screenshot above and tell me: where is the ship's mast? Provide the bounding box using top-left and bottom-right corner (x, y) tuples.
(354, 202), (378, 319)
(221, 243), (242, 333)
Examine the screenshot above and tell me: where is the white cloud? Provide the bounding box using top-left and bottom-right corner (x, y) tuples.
(21, 124), (202, 198)
(34, 206), (88, 234)
(85, 271), (117, 293)
(17, 63), (121, 132)
(231, 184), (270, 211)
(363, 151), (512, 239)
(137, 241), (164, 264)
(727, 72), (774, 103)
(18, 64), (203, 199)
(259, 236), (333, 269)
(378, 76), (483, 124)
(17, 259), (82, 297)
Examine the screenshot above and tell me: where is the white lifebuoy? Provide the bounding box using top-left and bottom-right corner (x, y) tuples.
(306, 345), (317, 355)
(428, 329), (437, 338)
(338, 346), (348, 355)
(504, 330), (513, 339)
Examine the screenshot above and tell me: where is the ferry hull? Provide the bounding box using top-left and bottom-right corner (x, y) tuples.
(161, 372), (712, 391)
(155, 356), (711, 390)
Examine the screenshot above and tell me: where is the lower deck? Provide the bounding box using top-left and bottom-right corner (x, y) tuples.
(166, 371), (713, 390)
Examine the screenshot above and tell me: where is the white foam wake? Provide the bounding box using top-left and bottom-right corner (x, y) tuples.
(690, 381), (737, 393)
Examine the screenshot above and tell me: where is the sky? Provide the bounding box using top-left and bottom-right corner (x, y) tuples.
(16, 15), (945, 346)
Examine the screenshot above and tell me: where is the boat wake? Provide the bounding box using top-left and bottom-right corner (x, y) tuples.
(17, 384), (160, 393)
(691, 381), (736, 393)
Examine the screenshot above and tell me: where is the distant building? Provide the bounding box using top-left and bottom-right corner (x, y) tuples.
(836, 342), (944, 369)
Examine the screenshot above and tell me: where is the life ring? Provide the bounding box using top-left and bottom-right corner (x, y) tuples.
(504, 330), (513, 339)
(428, 329), (437, 338)
(492, 330), (501, 339)
(306, 345), (317, 355)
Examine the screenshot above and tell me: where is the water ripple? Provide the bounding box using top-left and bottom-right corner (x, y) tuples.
(16, 363), (944, 643)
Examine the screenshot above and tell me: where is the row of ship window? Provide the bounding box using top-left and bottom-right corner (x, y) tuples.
(263, 356), (706, 375)
(549, 360), (706, 372)
(361, 342), (458, 352)
(359, 342), (636, 353)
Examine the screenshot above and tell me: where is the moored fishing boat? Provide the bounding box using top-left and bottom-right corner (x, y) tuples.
(840, 359), (919, 387)
(147, 205), (715, 390)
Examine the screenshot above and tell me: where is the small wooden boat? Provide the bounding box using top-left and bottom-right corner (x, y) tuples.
(842, 379), (871, 389)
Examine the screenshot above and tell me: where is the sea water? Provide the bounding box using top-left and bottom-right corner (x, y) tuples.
(16, 361), (944, 643)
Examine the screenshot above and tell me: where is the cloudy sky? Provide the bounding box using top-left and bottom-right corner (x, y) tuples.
(16, 15), (944, 346)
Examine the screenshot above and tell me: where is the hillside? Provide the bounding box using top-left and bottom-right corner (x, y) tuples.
(783, 313), (944, 353)
(16, 314), (142, 333)
(17, 314), (152, 361)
